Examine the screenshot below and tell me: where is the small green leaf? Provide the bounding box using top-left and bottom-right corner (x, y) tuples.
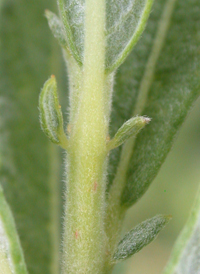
(163, 187), (200, 274)
(39, 75), (68, 150)
(45, 10), (68, 49)
(113, 214), (171, 262)
(0, 185), (28, 274)
(57, 0), (83, 65)
(105, 0), (154, 72)
(107, 116), (150, 150)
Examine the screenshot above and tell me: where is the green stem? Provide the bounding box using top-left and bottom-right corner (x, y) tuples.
(62, 0), (110, 273)
(48, 143), (60, 274)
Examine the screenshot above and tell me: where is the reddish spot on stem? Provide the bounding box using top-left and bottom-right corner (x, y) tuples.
(67, 124), (71, 133)
(51, 74), (55, 78)
(106, 249), (110, 256)
(93, 181), (98, 192)
(59, 105), (61, 109)
(75, 230), (79, 239)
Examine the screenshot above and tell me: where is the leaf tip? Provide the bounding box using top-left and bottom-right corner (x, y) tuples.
(44, 9), (50, 17)
(107, 116), (151, 151)
(143, 116), (151, 124)
(164, 214), (172, 222)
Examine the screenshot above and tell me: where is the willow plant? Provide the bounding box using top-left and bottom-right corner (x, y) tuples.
(0, 0), (200, 274)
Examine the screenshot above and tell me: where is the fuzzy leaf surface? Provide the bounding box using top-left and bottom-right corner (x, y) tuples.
(107, 116), (149, 150)
(113, 214), (170, 262)
(58, 0), (84, 64)
(39, 76), (68, 149)
(0, 1), (64, 273)
(163, 188), (200, 274)
(45, 10), (68, 49)
(39, 76), (62, 144)
(58, 0), (153, 69)
(0, 186), (28, 274)
(108, 0), (200, 206)
(105, 0), (153, 71)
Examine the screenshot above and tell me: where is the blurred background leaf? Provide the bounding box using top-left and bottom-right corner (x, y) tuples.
(0, 186), (28, 274)
(108, 0), (200, 207)
(121, 0), (200, 207)
(163, 187), (200, 274)
(109, 0), (200, 272)
(0, 1), (68, 273)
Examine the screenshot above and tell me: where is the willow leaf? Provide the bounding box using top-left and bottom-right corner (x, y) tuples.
(113, 214), (170, 262)
(107, 0), (200, 207)
(45, 10), (68, 49)
(0, 186), (28, 274)
(39, 75), (68, 149)
(163, 188), (200, 274)
(107, 116), (150, 150)
(57, 0), (153, 70)
(105, 0), (153, 72)
(57, 0), (84, 65)
(0, 1), (64, 273)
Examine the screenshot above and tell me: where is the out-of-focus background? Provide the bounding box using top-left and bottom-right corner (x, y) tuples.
(113, 97), (200, 274)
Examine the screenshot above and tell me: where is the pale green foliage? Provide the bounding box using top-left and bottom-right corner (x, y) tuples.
(0, 186), (28, 274)
(113, 214), (171, 262)
(107, 116), (150, 150)
(105, 0), (154, 71)
(39, 75), (68, 149)
(57, 0), (153, 71)
(108, 0), (200, 207)
(0, 1), (64, 273)
(57, 0), (83, 64)
(163, 188), (200, 274)
(175, 224), (200, 274)
(45, 10), (68, 49)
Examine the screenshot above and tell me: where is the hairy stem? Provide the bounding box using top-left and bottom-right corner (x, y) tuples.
(62, 0), (110, 273)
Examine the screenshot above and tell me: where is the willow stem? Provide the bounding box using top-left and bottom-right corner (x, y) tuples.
(62, 0), (109, 273)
